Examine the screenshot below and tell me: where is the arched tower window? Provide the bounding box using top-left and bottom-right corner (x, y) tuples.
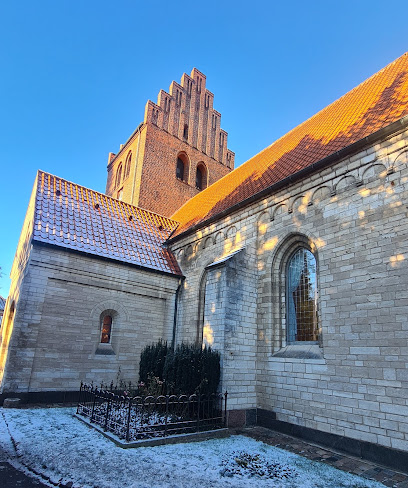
(183, 124), (189, 139)
(124, 151), (132, 179)
(176, 158), (184, 180)
(176, 153), (189, 182)
(195, 163), (207, 190)
(115, 163), (123, 188)
(286, 248), (318, 342)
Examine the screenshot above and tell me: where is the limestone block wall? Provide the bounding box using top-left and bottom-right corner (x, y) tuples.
(200, 249), (258, 409)
(1, 244), (180, 393)
(0, 178), (37, 387)
(171, 126), (408, 451)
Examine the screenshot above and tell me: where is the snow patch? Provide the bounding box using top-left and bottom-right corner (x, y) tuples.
(0, 408), (385, 488)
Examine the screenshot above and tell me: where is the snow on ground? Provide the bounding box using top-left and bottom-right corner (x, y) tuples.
(0, 407), (385, 488)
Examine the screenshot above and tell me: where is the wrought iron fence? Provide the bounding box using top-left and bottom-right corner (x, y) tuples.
(77, 383), (227, 442)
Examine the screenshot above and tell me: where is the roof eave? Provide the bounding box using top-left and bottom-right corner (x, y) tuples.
(32, 239), (184, 279)
(167, 115), (408, 244)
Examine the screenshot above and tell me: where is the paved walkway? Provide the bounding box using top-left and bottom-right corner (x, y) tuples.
(0, 462), (49, 488)
(239, 426), (408, 488)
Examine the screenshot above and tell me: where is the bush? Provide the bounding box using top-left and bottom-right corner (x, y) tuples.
(138, 339), (168, 385)
(138, 341), (220, 395)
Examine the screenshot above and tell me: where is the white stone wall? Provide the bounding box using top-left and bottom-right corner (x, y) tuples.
(172, 127), (408, 451)
(1, 245), (180, 393)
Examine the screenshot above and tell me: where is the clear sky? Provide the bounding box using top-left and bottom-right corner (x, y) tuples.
(0, 0), (407, 296)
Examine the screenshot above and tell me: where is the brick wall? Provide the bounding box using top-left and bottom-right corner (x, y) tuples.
(105, 68), (234, 217)
(171, 126), (408, 451)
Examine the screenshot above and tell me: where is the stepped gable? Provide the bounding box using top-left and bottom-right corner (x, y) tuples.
(144, 67), (235, 166)
(170, 52), (408, 238)
(33, 171), (182, 276)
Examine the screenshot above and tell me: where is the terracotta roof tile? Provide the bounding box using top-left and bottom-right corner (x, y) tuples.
(33, 171), (182, 276)
(171, 52), (408, 237)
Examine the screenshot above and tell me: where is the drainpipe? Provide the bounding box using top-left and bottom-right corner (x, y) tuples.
(172, 279), (183, 349)
(130, 125), (142, 205)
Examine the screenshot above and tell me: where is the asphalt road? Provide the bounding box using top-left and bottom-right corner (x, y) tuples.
(0, 461), (49, 487)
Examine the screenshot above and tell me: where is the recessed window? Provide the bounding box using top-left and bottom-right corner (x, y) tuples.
(117, 188), (123, 200)
(195, 163), (207, 190)
(183, 124), (189, 139)
(176, 157), (185, 181)
(115, 163), (123, 188)
(100, 315), (112, 344)
(286, 248), (318, 342)
(196, 167), (203, 189)
(124, 151), (132, 179)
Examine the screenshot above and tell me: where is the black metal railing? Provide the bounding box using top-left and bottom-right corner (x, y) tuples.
(77, 383), (227, 442)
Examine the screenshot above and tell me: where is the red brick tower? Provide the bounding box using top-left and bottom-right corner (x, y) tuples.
(105, 68), (235, 217)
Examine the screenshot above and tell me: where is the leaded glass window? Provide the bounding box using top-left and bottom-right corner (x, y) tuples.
(286, 248), (318, 342)
(101, 315), (112, 343)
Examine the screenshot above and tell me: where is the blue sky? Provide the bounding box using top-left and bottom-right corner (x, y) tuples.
(0, 0), (407, 296)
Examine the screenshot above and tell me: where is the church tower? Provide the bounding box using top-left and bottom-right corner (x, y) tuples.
(105, 68), (235, 218)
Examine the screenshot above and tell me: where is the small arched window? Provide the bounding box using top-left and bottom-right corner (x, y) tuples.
(196, 167), (203, 190)
(286, 248), (318, 342)
(196, 163), (207, 190)
(124, 151), (132, 179)
(183, 124), (189, 139)
(176, 157), (185, 181)
(115, 163), (123, 188)
(100, 315), (112, 343)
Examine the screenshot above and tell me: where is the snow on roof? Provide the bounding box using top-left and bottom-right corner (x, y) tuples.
(32, 171), (182, 276)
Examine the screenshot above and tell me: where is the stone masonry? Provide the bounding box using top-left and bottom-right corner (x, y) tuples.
(1, 244), (180, 393)
(170, 127), (408, 452)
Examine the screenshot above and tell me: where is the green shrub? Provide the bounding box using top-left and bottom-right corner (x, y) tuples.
(138, 341), (220, 395)
(138, 339), (168, 385)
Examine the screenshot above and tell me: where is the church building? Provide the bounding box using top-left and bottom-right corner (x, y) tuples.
(1, 56), (408, 468)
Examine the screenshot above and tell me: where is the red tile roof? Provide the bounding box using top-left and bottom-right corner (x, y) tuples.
(171, 52), (408, 238)
(33, 171), (182, 276)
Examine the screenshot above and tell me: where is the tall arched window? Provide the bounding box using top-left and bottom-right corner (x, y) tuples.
(183, 124), (189, 139)
(176, 157), (185, 181)
(115, 163), (123, 188)
(286, 248), (318, 342)
(124, 151), (132, 179)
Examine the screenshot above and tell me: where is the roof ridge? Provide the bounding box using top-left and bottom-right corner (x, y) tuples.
(37, 170), (179, 225)
(171, 52), (408, 237)
(240, 52), (408, 164)
(33, 171), (182, 276)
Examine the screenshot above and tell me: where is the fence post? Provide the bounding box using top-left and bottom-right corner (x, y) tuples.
(165, 395), (169, 437)
(126, 397), (132, 442)
(91, 387), (97, 423)
(224, 391), (228, 427)
(197, 394), (201, 432)
(104, 392), (112, 431)
(76, 382), (83, 414)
